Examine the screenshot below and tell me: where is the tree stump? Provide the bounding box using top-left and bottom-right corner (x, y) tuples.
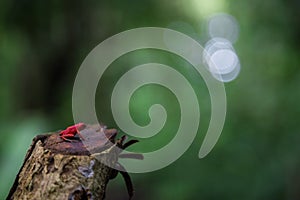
(6, 124), (135, 200)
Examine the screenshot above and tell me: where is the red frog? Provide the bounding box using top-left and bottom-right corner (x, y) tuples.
(59, 123), (86, 141)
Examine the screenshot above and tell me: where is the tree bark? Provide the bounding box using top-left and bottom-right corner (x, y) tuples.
(6, 124), (121, 200)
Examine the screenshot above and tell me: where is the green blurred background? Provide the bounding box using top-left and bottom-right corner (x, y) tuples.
(1, 0), (300, 199)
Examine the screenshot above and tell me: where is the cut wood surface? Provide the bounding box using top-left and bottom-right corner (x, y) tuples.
(6, 124), (136, 200)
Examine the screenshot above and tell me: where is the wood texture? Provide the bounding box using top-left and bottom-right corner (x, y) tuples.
(7, 124), (121, 200)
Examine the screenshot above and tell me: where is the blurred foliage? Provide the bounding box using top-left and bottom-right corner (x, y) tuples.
(1, 0), (300, 199)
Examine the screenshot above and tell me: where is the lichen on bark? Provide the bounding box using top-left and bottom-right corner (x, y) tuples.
(7, 124), (124, 200)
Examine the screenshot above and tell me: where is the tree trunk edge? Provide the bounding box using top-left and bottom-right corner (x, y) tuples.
(6, 133), (115, 200)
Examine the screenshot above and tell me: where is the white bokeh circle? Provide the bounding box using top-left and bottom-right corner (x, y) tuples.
(72, 27), (226, 173)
